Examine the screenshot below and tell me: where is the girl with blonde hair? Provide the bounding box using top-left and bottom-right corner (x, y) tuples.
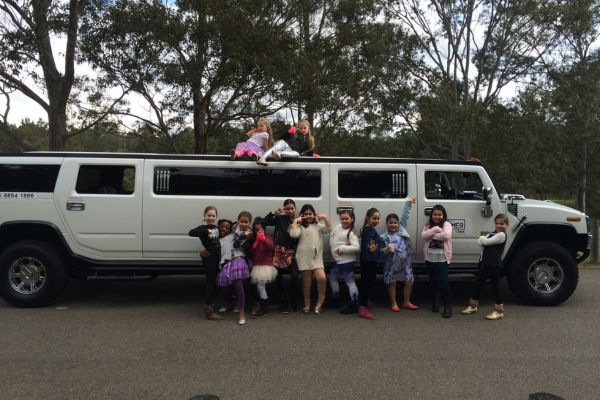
(256, 119), (317, 166)
(231, 117), (274, 160)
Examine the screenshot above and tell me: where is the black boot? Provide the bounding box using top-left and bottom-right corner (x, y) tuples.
(279, 295), (291, 314)
(432, 294), (440, 313)
(442, 302), (452, 318)
(325, 296), (340, 309)
(339, 302), (358, 314)
(253, 299), (270, 319)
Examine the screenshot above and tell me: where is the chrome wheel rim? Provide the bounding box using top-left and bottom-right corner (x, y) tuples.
(527, 257), (563, 294)
(8, 257), (47, 294)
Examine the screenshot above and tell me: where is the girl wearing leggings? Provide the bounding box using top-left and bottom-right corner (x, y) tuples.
(217, 211), (252, 325)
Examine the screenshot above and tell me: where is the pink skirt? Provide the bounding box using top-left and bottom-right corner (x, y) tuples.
(235, 141), (265, 156)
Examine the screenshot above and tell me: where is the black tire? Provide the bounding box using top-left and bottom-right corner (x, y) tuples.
(508, 241), (578, 306)
(0, 240), (69, 307)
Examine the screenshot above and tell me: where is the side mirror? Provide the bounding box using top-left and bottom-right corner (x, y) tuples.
(482, 187), (492, 206)
(481, 187), (493, 218)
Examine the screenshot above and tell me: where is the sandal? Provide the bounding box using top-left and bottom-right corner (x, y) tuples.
(314, 303), (324, 315)
(391, 305), (400, 312)
(402, 303), (419, 310)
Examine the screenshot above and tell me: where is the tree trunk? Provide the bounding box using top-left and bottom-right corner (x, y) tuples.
(579, 141), (587, 213)
(48, 110), (66, 150)
(192, 87), (205, 154)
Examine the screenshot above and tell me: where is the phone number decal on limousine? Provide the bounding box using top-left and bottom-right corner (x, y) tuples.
(1, 192), (36, 199)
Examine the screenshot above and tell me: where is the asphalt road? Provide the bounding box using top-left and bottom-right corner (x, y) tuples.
(1, 269), (600, 400)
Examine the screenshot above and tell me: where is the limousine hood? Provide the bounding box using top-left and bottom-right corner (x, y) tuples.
(506, 199), (588, 233)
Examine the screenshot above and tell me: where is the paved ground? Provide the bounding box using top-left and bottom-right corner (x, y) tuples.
(1, 270), (600, 400)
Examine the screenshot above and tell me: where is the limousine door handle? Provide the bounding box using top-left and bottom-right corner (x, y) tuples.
(66, 201), (85, 211)
(424, 207), (433, 216)
(337, 206), (354, 215)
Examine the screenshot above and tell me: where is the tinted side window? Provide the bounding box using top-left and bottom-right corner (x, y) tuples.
(425, 171), (483, 200)
(0, 164), (60, 192)
(154, 167), (321, 197)
(76, 165), (135, 195)
(338, 170), (407, 198)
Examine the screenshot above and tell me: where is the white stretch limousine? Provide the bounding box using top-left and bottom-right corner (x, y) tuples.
(0, 152), (590, 307)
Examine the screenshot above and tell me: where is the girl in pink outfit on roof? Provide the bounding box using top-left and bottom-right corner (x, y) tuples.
(231, 117), (274, 160)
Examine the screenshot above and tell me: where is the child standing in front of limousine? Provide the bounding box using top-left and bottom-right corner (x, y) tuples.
(247, 217), (278, 318)
(231, 117), (274, 160)
(289, 204), (331, 315)
(188, 206), (223, 321)
(263, 199), (299, 313)
(421, 204), (453, 318)
(217, 211), (252, 325)
(381, 197), (418, 312)
(328, 209), (360, 314)
(462, 214), (509, 320)
(358, 208), (381, 320)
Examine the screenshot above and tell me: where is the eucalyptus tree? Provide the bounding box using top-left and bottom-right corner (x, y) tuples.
(80, 0), (295, 154)
(384, 0), (560, 160)
(548, 0), (600, 214)
(0, 0), (86, 150)
(281, 0), (419, 139)
(79, 1), (184, 152)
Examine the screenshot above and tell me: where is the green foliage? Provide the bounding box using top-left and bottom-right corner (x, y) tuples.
(0, 119), (49, 152)
(2, 0), (600, 219)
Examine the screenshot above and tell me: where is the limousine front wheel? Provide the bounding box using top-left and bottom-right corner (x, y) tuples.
(508, 241), (578, 306)
(0, 240), (68, 307)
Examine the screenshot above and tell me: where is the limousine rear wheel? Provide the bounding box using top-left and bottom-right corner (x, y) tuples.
(0, 240), (68, 307)
(508, 241), (578, 306)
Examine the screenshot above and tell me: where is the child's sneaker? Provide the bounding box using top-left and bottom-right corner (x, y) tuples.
(358, 306), (375, 320)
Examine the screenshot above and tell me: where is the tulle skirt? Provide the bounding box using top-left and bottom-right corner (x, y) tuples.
(235, 141), (265, 156)
(217, 257), (250, 287)
(251, 265), (278, 284)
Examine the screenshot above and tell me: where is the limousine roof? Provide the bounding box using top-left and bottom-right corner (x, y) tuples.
(1, 152), (481, 166)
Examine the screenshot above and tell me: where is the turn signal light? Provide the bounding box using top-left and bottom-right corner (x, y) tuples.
(566, 216), (582, 222)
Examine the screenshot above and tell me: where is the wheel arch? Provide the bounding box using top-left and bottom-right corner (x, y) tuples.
(0, 221), (75, 274)
(503, 223), (580, 272)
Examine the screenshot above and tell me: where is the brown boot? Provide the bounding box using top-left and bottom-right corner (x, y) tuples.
(204, 304), (223, 321)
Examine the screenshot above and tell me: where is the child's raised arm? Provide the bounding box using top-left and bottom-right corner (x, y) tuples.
(288, 216), (303, 238)
(317, 213), (331, 234)
(399, 196), (416, 227)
